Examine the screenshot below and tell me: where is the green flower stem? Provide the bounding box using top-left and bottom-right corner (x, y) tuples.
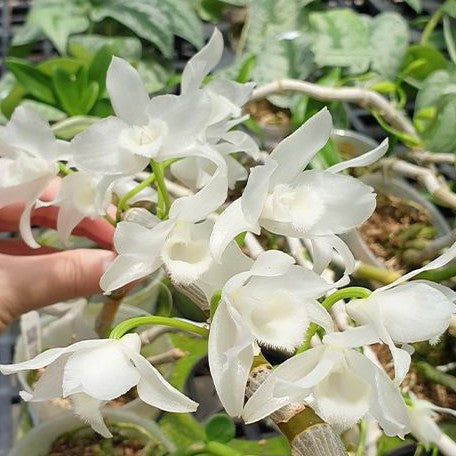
(415, 361), (456, 393)
(297, 287), (372, 353)
(116, 172), (156, 222)
(421, 7), (444, 45)
(320, 287), (372, 310)
(57, 162), (73, 175)
(354, 263), (400, 285)
(151, 160), (171, 219)
(104, 214), (117, 227)
(109, 316), (209, 340)
(414, 264), (456, 283)
(356, 420), (367, 456)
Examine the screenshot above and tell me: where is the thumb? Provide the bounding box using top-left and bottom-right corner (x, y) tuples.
(2, 249), (116, 324)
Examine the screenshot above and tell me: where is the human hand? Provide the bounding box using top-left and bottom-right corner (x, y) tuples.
(0, 180), (116, 332)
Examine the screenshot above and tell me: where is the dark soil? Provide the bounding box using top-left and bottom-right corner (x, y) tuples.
(46, 425), (168, 456)
(359, 193), (436, 272)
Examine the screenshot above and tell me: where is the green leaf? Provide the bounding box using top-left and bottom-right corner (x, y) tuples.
(20, 100), (67, 121)
(88, 46), (114, 98)
(196, 0), (225, 22)
(156, 282), (173, 317)
(90, 0), (173, 58)
(444, 0), (456, 18)
(11, 22), (45, 47)
(443, 15), (456, 64)
(52, 115), (100, 139)
(69, 34), (142, 61)
(52, 67), (81, 115)
(5, 58), (56, 105)
(1, 85), (27, 119)
(37, 57), (84, 76)
(53, 66), (99, 115)
(14, 0), (90, 54)
(403, 0), (422, 13)
(369, 12), (409, 79)
(236, 54), (256, 83)
(165, 0), (204, 49)
(400, 45), (447, 83)
(414, 68), (456, 152)
(80, 81), (100, 115)
(309, 9), (371, 75)
(246, 0), (314, 107)
(205, 414), (236, 443)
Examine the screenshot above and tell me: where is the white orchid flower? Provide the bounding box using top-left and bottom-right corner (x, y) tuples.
(101, 214), (216, 293)
(72, 56), (213, 175)
(243, 343), (410, 438)
(38, 171), (115, 245)
(0, 333), (197, 437)
(194, 239), (253, 303)
(0, 106), (69, 248)
(210, 108), (389, 276)
(171, 130), (259, 190)
(209, 250), (335, 417)
(171, 29), (259, 191)
(407, 393), (456, 451)
(324, 242), (456, 385)
(181, 28), (255, 131)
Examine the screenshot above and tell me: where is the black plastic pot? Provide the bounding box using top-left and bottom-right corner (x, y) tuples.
(385, 443), (433, 456)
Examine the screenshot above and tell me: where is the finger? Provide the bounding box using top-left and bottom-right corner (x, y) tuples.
(1, 249), (116, 323)
(0, 239), (58, 255)
(0, 203), (115, 250)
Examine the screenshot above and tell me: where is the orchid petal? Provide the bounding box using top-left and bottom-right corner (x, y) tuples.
(206, 80), (255, 111)
(181, 28), (223, 94)
(225, 155), (248, 188)
(62, 341), (141, 400)
(209, 300), (255, 417)
(71, 393), (112, 438)
(100, 255), (161, 293)
(377, 241), (456, 293)
(125, 348), (198, 412)
(243, 345), (327, 423)
(323, 325), (380, 348)
(0, 340), (105, 374)
(242, 158), (277, 225)
(22, 355), (69, 401)
(373, 283), (456, 343)
(196, 240), (253, 302)
(169, 166), (227, 223)
(114, 220), (174, 257)
(107, 56), (149, 125)
(146, 93), (212, 159)
(72, 117), (149, 175)
(312, 365), (371, 432)
(346, 349), (410, 437)
(222, 130), (259, 159)
(292, 171), (376, 235)
(7, 106), (55, 160)
(57, 205), (85, 246)
(269, 108), (332, 186)
(250, 250), (295, 276)
(161, 220), (213, 284)
(327, 139), (388, 174)
(210, 198), (260, 261)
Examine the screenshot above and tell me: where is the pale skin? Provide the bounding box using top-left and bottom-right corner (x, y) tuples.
(0, 181), (116, 332)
